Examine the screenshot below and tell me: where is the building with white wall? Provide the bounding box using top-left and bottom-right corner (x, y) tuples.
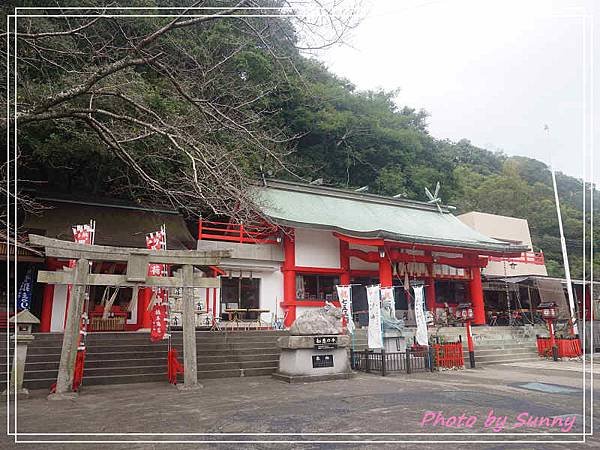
(198, 180), (528, 327)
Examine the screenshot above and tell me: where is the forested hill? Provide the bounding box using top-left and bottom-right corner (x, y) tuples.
(275, 59), (599, 279)
(8, 5), (597, 279)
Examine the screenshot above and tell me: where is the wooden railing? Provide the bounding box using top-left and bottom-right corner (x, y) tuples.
(197, 220), (280, 245)
(488, 251), (545, 265)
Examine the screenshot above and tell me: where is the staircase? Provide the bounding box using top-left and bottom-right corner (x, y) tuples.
(1, 330), (286, 390)
(352, 326), (543, 366)
(432, 325), (544, 366)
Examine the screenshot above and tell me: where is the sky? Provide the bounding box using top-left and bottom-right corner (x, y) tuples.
(316, 0), (599, 183)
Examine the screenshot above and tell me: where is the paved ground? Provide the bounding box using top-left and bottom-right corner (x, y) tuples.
(1, 359), (599, 449)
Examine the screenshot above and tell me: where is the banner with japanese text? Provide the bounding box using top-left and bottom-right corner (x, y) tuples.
(366, 285), (383, 349)
(413, 285), (428, 346)
(147, 229), (168, 342)
(336, 285), (354, 334)
(17, 268), (34, 310)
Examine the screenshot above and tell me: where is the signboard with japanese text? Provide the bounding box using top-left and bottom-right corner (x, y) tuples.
(366, 285), (383, 349)
(336, 285), (354, 334)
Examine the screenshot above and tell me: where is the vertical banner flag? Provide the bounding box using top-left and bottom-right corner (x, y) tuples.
(17, 267), (34, 310)
(380, 287), (395, 315)
(413, 285), (428, 346)
(366, 285), (383, 349)
(336, 285), (354, 334)
(147, 229), (168, 342)
(65, 222), (95, 328)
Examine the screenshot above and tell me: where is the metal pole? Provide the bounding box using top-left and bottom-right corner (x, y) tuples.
(551, 168), (579, 335)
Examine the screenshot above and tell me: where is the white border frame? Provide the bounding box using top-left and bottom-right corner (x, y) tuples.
(4, 4), (594, 445)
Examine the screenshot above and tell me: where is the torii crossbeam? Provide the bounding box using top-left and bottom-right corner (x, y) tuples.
(29, 234), (231, 399)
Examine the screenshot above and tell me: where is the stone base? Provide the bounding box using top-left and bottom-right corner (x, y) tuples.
(278, 347), (350, 378)
(176, 382), (204, 391)
(272, 372), (353, 383)
(47, 391), (79, 401)
(2, 388), (30, 398)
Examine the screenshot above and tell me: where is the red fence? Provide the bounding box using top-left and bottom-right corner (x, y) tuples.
(536, 336), (582, 358)
(198, 220), (280, 244)
(432, 342), (464, 369)
(488, 251), (545, 265)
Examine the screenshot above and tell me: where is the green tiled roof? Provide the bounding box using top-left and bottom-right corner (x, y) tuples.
(256, 180), (528, 254)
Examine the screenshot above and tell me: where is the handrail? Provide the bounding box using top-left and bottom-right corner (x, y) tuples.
(488, 251), (545, 265)
(198, 219), (280, 245)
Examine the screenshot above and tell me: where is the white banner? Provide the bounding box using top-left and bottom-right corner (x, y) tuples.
(366, 285), (383, 349)
(413, 285), (428, 346)
(380, 287), (395, 314)
(336, 285), (355, 334)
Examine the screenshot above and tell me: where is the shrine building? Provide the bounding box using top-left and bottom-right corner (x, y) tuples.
(11, 180), (538, 332)
(196, 180), (529, 328)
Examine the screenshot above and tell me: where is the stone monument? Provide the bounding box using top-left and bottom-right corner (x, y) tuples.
(273, 304), (352, 383)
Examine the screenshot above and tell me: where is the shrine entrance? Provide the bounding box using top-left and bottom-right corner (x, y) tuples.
(29, 234), (230, 398)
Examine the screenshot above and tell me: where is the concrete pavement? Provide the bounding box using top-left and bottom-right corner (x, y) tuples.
(1, 358), (598, 449)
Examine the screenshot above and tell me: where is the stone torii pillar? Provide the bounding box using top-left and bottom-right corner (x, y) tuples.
(48, 258), (89, 400)
(179, 264), (199, 390)
(30, 234), (229, 399)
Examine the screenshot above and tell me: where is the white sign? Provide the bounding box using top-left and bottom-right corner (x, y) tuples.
(366, 285), (383, 349)
(413, 285), (428, 346)
(336, 285), (355, 334)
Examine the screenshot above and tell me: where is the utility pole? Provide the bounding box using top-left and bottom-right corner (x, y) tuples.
(546, 124), (579, 335)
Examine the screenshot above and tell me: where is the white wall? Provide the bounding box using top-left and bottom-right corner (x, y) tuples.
(458, 211), (533, 248)
(295, 228), (340, 268)
(259, 270), (284, 323)
(51, 284), (67, 332)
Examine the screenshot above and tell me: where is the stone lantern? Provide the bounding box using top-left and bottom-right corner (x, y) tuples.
(3, 310), (40, 397)
(537, 301), (559, 361)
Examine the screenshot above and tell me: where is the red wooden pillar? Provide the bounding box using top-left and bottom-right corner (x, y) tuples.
(282, 230), (296, 328)
(138, 287), (153, 329)
(425, 252), (436, 313)
(379, 249), (393, 288)
(39, 283), (54, 332)
(339, 240), (351, 285)
(469, 266), (485, 325)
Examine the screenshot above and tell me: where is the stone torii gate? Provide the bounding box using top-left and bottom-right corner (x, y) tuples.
(29, 234), (230, 399)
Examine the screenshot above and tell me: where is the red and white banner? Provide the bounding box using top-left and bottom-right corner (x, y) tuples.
(68, 223), (94, 269)
(146, 229), (168, 342)
(64, 222), (95, 329)
(336, 285), (354, 334)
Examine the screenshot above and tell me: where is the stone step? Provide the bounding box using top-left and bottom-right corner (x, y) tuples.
(11, 358), (281, 380)
(6, 330), (285, 390)
(473, 351), (540, 363)
(475, 354), (542, 365)
(2, 342), (281, 357)
(463, 347), (537, 355)
(23, 352), (282, 371)
(21, 365), (279, 390)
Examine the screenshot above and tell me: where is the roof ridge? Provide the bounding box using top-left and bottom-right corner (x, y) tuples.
(263, 179), (453, 213)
